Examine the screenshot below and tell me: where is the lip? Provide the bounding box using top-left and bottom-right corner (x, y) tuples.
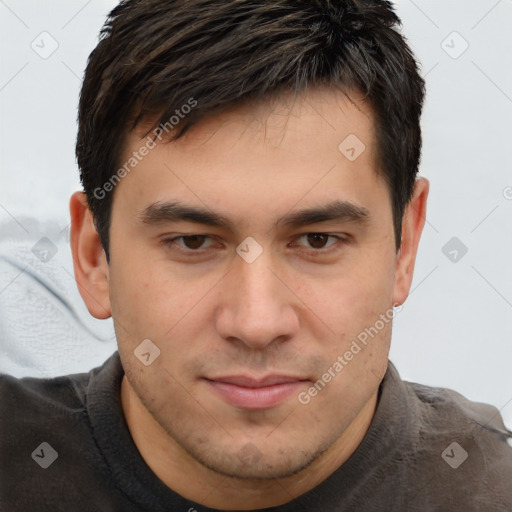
(204, 375), (309, 410)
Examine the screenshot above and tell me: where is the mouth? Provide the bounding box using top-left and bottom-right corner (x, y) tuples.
(203, 375), (309, 410)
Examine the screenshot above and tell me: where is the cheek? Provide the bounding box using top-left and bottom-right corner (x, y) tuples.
(109, 254), (179, 320)
(309, 253), (395, 380)
(108, 254), (221, 368)
(108, 260), (169, 352)
(319, 257), (395, 333)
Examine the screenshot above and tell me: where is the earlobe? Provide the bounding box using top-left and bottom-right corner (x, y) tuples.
(392, 177), (429, 307)
(69, 191), (112, 319)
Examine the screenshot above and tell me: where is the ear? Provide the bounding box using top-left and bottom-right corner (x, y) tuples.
(393, 177), (429, 307)
(69, 191), (111, 319)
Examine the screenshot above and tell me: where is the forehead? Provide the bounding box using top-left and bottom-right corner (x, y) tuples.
(134, 87), (375, 154)
(112, 87), (388, 231)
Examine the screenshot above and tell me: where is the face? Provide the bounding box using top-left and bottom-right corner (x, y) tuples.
(103, 88), (403, 480)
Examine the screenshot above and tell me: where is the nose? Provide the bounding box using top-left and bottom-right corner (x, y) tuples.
(214, 248), (300, 350)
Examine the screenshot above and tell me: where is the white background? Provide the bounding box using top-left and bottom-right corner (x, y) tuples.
(0, 0), (511, 427)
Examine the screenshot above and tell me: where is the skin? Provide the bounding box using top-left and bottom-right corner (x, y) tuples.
(70, 87), (428, 510)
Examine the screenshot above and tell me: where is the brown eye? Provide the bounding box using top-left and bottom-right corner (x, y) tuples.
(180, 235), (208, 250)
(162, 235), (216, 253)
(290, 233), (349, 257)
(295, 233), (341, 251)
(306, 233), (330, 249)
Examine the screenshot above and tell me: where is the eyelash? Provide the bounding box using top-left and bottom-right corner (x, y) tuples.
(161, 233), (348, 257)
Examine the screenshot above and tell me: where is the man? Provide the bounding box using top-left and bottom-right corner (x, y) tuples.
(1, 0), (511, 510)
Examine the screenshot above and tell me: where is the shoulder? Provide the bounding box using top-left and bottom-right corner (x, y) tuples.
(0, 355), (124, 510)
(407, 379), (511, 440)
(0, 351), (120, 416)
(402, 378), (512, 507)
(0, 368), (90, 416)
(0, 368), (92, 464)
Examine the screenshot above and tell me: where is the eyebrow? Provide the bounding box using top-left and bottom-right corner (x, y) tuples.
(138, 199), (370, 231)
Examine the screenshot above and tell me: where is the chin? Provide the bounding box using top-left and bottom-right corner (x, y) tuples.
(189, 441), (321, 481)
